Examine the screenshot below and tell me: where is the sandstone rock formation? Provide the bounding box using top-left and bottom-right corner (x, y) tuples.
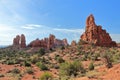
(71, 40), (77, 46)
(21, 34), (26, 48)
(13, 35), (20, 45)
(28, 34), (68, 49)
(80, 14), (117, 47)
(13, 34), (26, 48)
(48, 34), (55, 49)
(63, 39), (68, 46)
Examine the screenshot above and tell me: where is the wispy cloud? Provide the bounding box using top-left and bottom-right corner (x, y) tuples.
(0, 23), (120, 45)
(21, 24), (44, 29)
(53, 28), (84, 34)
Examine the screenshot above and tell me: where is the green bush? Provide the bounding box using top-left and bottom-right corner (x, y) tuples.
(39, 72), (53, 80)
(39, 48), (45, 56)
(59, 61), (85, 77)
(26, 67), (34, 74)
(60, 46), (65, 50)
(36, 62), (48, 70)
(11, 68), (20, 74)
(24, 61), (31, 67)
(56, 57), (65, 63)
(112, 53), (120, 63)
(102, 51), (113, 68)
(30, 55), (39, 64)
(88, 62), (94, 70)
(6, 60), (15, 65)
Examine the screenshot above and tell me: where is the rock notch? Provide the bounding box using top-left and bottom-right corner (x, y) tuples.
(80, 14), (117, 47)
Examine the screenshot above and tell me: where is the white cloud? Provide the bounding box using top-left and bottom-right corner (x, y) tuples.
(21, 24), (44, 29)
(53, 28), (84, 34)
(0, 23), (119, 45)
(0, 24), (18, 45)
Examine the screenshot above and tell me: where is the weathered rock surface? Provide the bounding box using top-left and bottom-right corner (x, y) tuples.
(13, 35), (20, 45)
(28, 34), (68, 49)
(71, 40), (77, 46)
(13, 34), (26, 48)
(21, 34), (26, 48)
(81, 14), (117, 47)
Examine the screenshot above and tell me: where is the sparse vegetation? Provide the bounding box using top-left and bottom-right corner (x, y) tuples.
(59, 61), (85, 77)
(24, 61), (31, 67)
(11, 68), (20, 74)
(0, 42), (120, 80)
(36, 62), (48, 70)
(88, 62), (94, 70)
(39, 72), (53, 80)
(26, 67), (34, 74)
(39, 48), (45, 56)
(102, 50), (113, 68)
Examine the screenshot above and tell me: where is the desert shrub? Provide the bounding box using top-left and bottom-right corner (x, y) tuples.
(59, 61), (85, 77)
(88, 62), (94, 70)
(24, 61), (31, 67)
(11, 68), (20, 74)
(6, 60), (15, 65)
(90, 53), (100, 61)
(36, 62), (48, 70)
(60, 46), (65, 50)
(56, 57), (65, 63)
(112, 53), (120, 63)
(54, 64), (60, 69)
(0, 74), (4, 77)
(26, 67), (34, 74)
(39, 48), (45, 56)
(102, 51), (113, 68)
(55, 54), (64, 63)
(41, 57), (46, 63)
(30, 55), (40, 64)
(55, 54), (60, 60)
(81, 53), (88, 61)
(39, 72), (53, 80)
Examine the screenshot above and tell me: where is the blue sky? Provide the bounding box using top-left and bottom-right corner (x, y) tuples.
(0, 0), (120, 45)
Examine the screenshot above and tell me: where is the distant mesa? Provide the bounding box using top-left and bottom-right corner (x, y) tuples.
(28, 34), (68, 49)
(13, 34), (68, 49)
(80, 14), (117, 47)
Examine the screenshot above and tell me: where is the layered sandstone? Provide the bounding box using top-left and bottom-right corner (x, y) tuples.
(28, 34), (68, 49)
(81, 14), (117, 47)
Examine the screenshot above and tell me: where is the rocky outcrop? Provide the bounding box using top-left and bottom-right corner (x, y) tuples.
(80, 14), (117, 47)
(13, 34), (26, 48)
(71, 40), (77, 46)
(63, 39), (68, 46)
(21, 34), (26, 48)
(54, 38), (68, 47)
(13, 35), (20, 45)
(48, 34), (55, 49)
(28, 34), (68, 49)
